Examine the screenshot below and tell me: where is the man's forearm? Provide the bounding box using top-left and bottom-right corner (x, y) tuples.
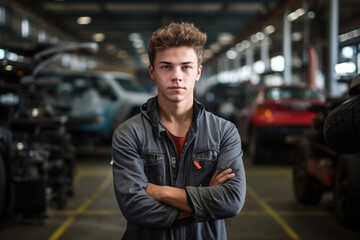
(146, 183), (192, 213)
(146, 169), (236, 214)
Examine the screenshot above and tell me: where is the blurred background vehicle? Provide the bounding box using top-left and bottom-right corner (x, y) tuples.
(0, 42), (96, 219)
(233, 83), (325, 164)
(292, 74), (360, 230)
(198, 81), (254, 121)
(37, 71), (154, 146)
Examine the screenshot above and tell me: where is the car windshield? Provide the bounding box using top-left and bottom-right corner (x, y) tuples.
(114, 78), (147, 92)
(265, 87), (323, 100)
(39, 75), (114, 98)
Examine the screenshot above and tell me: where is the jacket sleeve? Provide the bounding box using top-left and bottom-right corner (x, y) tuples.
(185, 122), (246, 222)
(112, 123), (180, 228)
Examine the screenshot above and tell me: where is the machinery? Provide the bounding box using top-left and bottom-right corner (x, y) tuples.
(0, 42), (97, 218)
(292, 73), (360, 229)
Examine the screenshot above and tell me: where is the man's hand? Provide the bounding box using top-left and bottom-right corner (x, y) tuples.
(145, 168), (235, 221)
(209, 168), (235, 186)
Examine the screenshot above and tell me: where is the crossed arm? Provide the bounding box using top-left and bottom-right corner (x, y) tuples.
(145, 168), (236, 219)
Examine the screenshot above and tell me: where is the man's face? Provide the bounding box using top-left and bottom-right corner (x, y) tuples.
(149, 46), (202, 104)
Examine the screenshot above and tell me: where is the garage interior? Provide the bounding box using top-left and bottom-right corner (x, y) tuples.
(1, 0), (360, 239)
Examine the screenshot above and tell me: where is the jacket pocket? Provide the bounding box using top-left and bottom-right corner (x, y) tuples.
(143, 153), (166, 185)
(192, 148), (219, 186)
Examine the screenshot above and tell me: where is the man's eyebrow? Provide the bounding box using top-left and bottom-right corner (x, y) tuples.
(158, 61), (195, 65)
(159, 61), (172, 65)
(181, 61), (195, 65)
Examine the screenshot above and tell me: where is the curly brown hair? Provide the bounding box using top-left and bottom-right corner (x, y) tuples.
(148, 22), (207, 67)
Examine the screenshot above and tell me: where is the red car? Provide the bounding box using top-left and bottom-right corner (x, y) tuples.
(233, 84), (325, 164)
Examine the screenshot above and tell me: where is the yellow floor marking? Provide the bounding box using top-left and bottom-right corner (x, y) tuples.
(82, 210), (122, 215)
(247, 185), (301, 240)
(238, 210), (329, 217)
(48, 174), (113, 240)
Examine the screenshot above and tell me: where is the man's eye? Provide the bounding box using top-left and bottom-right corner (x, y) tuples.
(161, 65), (170, 69)
(183, 66), (191, 69)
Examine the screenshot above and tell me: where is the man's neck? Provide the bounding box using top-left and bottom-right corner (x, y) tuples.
(158, 99), (193, 137)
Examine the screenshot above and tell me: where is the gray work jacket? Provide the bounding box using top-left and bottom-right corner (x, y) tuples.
(112, 96), (246, 240)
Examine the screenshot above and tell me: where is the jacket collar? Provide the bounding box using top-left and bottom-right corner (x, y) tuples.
(141, 96), (204, 136)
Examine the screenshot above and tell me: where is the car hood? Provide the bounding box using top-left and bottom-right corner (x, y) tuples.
(124, 92), (154, 105)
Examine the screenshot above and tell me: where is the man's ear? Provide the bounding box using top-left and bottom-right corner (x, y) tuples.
(195, 65), (203, 82)
(149, 64), (156, 81)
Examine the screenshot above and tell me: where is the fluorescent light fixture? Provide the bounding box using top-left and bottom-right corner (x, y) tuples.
(0, 49), (4, 59)
(339, 28), (360, 42)
(271, 55), (284, 72)
(335, 62), (356, 74)
(93, 33), (105, 42)
(118, 50), (128, 59)
(77, 16), (91, 25)
(264, 25), (275, 35)
(287, 8), (305, 22)
(21, 19), (30, 38)
(226, 49), (237, 60)
(204, 49), (213, 59)
(218, 33), (234, 45)
(210, 43), (220, 53)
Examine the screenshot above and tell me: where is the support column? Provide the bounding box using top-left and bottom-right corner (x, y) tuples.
(328, 0), (339, 97)
(283, 10), (292, 85)
(261, 33), (270, 72)
(246, 44), (254, 83)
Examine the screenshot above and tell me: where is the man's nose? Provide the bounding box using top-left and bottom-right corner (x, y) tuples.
(171, 67), (183, 81)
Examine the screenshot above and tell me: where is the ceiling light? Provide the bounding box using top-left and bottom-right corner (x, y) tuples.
(21, 19), (29, 38)
(288, 8), (305, 22)
(118, 50), (128, 59)
(292, 32), (302, 41)
(5, 65), (13, 71)
(339, 29), (360, 42)
(93, 33), (105, 42)
(308, 11), (315, 19)
(264, 25), (275, 35)
(132, 39), (144, 49)
(242, 40), (251, 49)
(204, 49), (213, 59)
(255, 32), (265, 41)
(0, 49), (4, 59)
(226, 49), (237, 60)
(77, 16), (91, 25)
(129, 33), (141, 41)
(106, 44), (117, 53)
(210, 43), (220, 52)
(218, 33), (234, 45)
(140, 54), (149, 64)
(136, 48), (145, 54)
(38, 30), (46, 42)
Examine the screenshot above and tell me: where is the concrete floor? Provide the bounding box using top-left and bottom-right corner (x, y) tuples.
(1, 146), (360, 240)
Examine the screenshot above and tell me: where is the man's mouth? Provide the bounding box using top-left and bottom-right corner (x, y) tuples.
(168, 86), (185, 90)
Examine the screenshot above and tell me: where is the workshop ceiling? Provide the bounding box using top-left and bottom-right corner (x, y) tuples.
(8, 0), (360, 71)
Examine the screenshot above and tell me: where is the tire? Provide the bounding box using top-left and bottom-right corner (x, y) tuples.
(349, 72), (360, 96)
(323, 95), (360, 154)
(334, 154), (360, 229)
(0, 154), (6, 217)
(292, 139), (324, 205)
(248, 128), (266, 164)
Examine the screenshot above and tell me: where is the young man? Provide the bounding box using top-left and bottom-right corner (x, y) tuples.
(112, 22), (246, 240)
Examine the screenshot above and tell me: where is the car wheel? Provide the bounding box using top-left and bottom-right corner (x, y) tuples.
(334, 154), (360, 229)
(248, 128), (266, 164)
(323, 95), (360, 154)
(292, 139), (324, 205)
(0, 154), (6, 217)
